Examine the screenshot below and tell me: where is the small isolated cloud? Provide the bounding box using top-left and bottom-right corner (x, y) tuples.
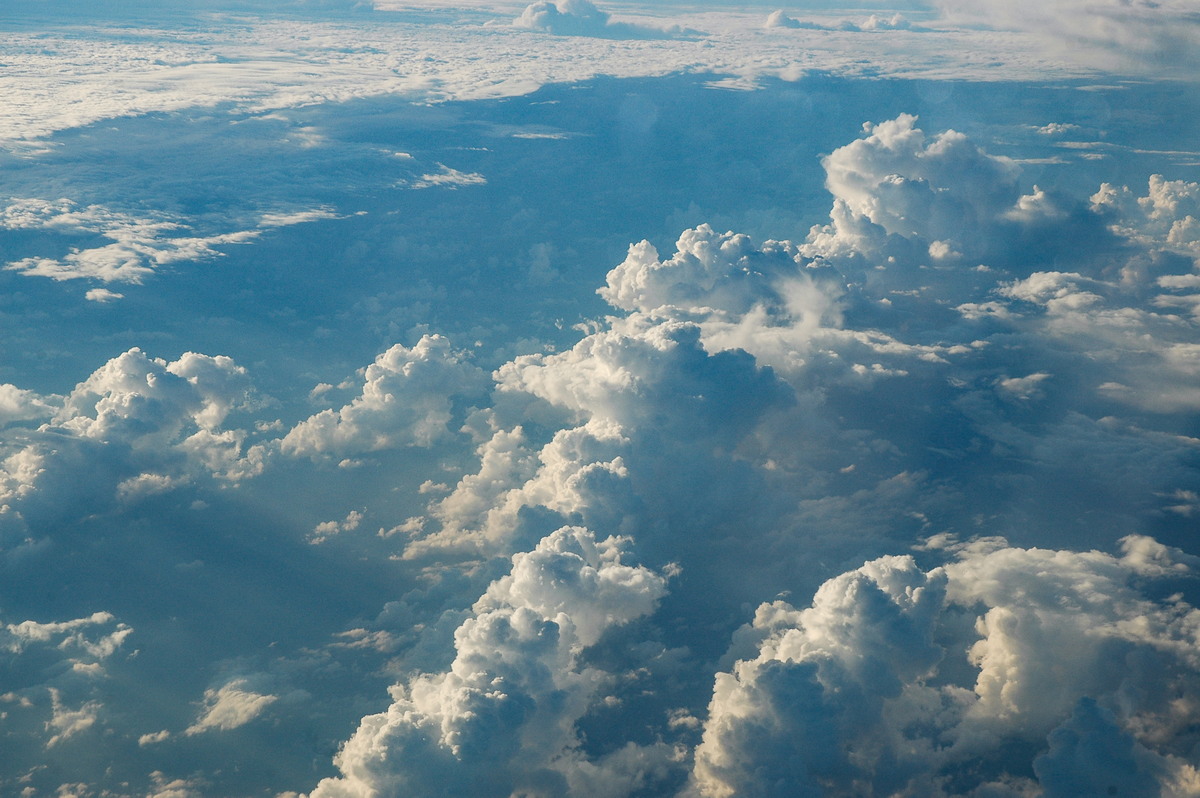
(995, 371), (1052, 400)
(309, 509), (364, 544)
(409, 165), (487, 190)
(1038, 122), (1081, 136)
(84, 287), (124, 302)
(185, 677), (278, 735)
(45, 689), (101, 748)
(139, 729), (172, 746)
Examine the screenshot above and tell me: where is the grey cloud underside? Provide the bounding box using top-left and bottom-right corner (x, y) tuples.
(1, 9), (1200, 796)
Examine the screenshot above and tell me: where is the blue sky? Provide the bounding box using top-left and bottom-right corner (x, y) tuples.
(2, 2), (1199, 796)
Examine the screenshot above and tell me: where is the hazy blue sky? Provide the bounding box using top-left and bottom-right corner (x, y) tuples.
(2, 1), (1199, 796)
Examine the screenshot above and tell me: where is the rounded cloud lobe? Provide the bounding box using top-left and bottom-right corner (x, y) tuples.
(282, 334), (487, 459)
(311, 526), (672, 797)
(688, 537), (1200, 797)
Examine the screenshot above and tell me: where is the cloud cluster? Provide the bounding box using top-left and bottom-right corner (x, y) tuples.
(3, 79), (1199, 796)
(0, 198), (335, 288)
(311, 526), (672, 797)
(1, 610), (132, 751)
(319, 112), (1200, 797)
(0, 348), (264, 540)
(765, 11), (922, 33)
(689, 535), (1200, 796)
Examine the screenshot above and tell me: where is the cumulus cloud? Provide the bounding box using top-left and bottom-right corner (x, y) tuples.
(311, 526), (672, 797)
(1092, 174), (1200, 259)
(810, 113), (1021, 255)
(599, 224), (969, 390)
(764, 10), (805, 29)
(767, 12), (923, 33)
(0, 384), (55, 426)
(0, 348), (265, 540)
(513, 0), (682, 40)
(282, 335), (487, 459)
(407, 315), (793, 559)
(688, 536), (1200, 796)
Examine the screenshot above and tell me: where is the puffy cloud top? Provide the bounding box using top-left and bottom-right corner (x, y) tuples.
(819, 113), (1020, 248)
(283, 335), (486, 458)
(689, 536), (1200, 796)
(311, 526), (670, 797)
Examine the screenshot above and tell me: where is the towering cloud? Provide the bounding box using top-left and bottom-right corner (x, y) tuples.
(311, 526), (672, 797)
(689, 536), (1200, 796)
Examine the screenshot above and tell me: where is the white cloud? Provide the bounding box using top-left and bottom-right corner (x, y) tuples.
(0, 347), (266, 540)
(3, 610), (131, 659)
(515, 0), (612, 36)
(1092, 174), (1200, 258)
(0, 10), (1102, 153)
(282, 335), (486, 459)
(689, 535), (1200, 796)
(0, 198), (335, 287)
(184, 677), (278, 735)
(409, 165), (487, 189)
(309, 509), (364, 544)
(513, 0), (682, 39)
(45, 689), (102, 748)
(84, 287), (124, 302)
(935, 0), (1200, 74)
(809, 113), (1020, 255)
(764, 10), (804, 29)
(0, 384), (55, 426)
(311, 526), (671, 797)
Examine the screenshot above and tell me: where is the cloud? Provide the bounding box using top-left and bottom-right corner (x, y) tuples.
(0, 348), (266, 540)
(764, 10), (805, 29)
(311, 526), (672, 797)
(0, 609), (131, 755)
(282, 335), (487, 459)
(766, 11), (924, 32)
(0, 384), (55, 426)
(934, 0), (1200, 74)
(1092, 174), (1200, 259)
(688, 535), (1200, 796)
(513, 0), (682, 40)
(810, 113), (1021, 255)
(409, 165), (487, 190)
(0, 198), (337, 288)
(309, 509), (364, 544)
(45, 689), (102, 748)
(184, 677), (279, 735)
